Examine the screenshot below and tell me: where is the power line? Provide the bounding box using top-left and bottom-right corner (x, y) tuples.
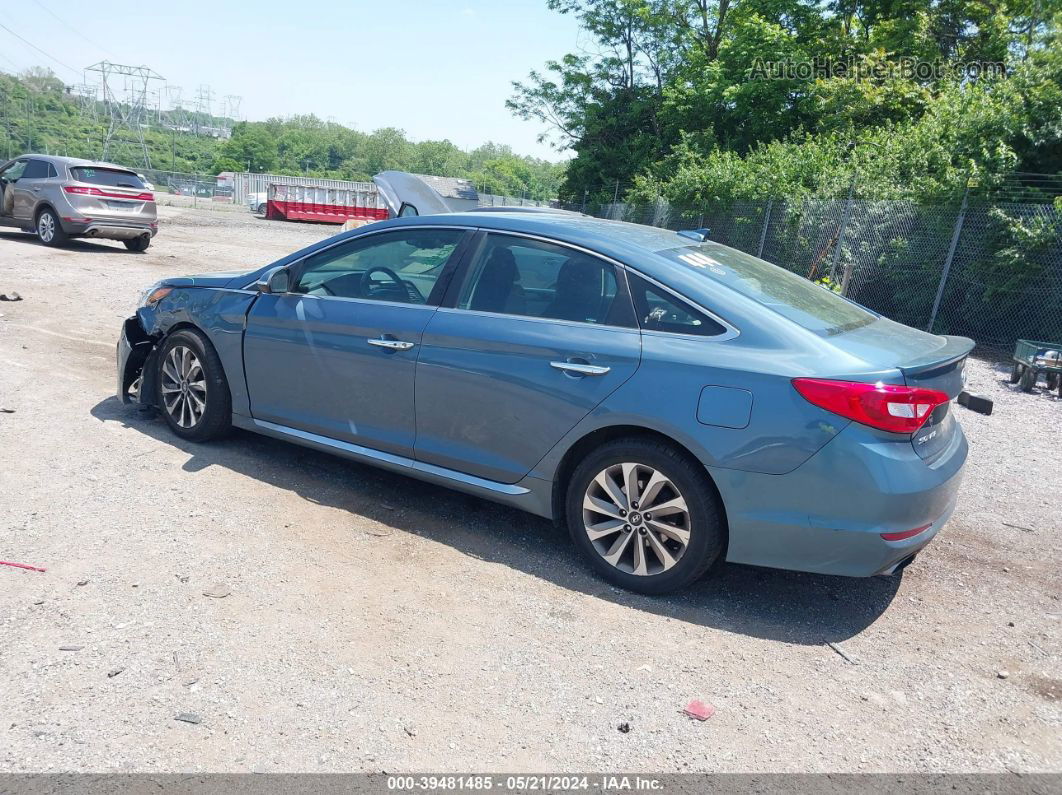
(0, 21), (81, 77)
(29, 0), (118, 59)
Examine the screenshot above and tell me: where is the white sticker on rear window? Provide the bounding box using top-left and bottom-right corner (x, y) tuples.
(678, 252), (726, 273)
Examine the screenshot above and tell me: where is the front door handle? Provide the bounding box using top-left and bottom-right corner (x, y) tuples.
(550, 361), (610, 376)
(367, 337), (415, 352)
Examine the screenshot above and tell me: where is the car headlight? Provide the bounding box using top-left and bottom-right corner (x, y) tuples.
(137, 283), (173, 309)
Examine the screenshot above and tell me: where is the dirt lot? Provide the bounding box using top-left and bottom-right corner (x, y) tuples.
(0, 206), (1059, 773)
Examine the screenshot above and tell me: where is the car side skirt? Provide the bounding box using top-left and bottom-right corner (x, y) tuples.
(233, 416), (555, 519)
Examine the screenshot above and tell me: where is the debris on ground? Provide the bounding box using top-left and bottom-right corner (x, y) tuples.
(58, 645), (83, 652)
(1, 560), (46, 573)
(827, 641), (859, 664)
(617, 722), (631, 733)
(0, 292), (22, 301)
(107, 668), (124, 678)
(202, 585), (230, 599)
(1003, 522), (1035, 533)
(77, 580), (88, 586)
(682, 700), (715, 721)
(174, 713), (201, 725)
(0, 408), (14, 414)
(998, 670), (1011, 679)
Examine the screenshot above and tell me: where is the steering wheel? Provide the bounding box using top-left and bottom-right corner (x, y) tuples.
(359, 266), (422, 302)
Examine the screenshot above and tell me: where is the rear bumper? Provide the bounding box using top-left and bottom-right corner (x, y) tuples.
(63, 219), (157, 240)
(714, 420), (967, 577)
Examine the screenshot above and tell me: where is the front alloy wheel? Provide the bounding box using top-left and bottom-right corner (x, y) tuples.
(155, 328), (231, 442)
(583, 462), (691, 576)
(160, 345), (207, 429)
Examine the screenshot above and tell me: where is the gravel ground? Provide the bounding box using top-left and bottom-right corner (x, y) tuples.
(0, 206), (1059, 773)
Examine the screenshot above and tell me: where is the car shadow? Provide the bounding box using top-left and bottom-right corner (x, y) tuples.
(90, 396), (902, 645)
(0, 230), (130, 253)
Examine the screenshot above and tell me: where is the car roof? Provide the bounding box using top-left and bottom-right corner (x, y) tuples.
(7, 154), (138, 171)
(405, 210), (695, 262)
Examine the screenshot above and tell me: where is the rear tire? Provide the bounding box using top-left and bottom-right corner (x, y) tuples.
(36, 208), (67, 247)
(565, 438), (724, 594)
(1009, 362), (1022, 384)
(1019, 365), (1038, 392)
(124, 235), (150, 252)
(156, 328), (231, 442)
(1047, 373), (1060, 391)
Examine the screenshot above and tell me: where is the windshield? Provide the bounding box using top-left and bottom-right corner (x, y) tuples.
(71, 167), (146, 189)
(658, 242), (875, 335)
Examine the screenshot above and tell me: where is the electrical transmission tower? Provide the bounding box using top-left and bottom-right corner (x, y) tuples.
(192, 84), (214, 135)
(85, 61), (164, 169)
(70, 81), (99, 125)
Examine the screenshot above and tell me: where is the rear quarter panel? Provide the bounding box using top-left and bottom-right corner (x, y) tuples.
(529, 329), (860, 480)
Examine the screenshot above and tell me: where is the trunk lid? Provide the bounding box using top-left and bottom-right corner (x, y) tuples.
(827, 319), (973, 461)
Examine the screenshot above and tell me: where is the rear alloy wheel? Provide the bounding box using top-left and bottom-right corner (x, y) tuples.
(124, 235), (150, 252)
(36, 208), (67, 247)
(1019, 365), (1038, 392)
(156, 328), (231, 441)
(567, 439), (724, 594)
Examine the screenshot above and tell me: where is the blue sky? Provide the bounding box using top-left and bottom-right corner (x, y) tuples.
(0, 0), (584, 160)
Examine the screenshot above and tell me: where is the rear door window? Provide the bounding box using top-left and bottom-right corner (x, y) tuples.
(456, 234), (630, 326)
(71, 167), (146, 189)
(21, 160), (50, 179)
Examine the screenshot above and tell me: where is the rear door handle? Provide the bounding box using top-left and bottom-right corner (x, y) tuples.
(367, 337), (415, 351)
(550, 361), (610, 376)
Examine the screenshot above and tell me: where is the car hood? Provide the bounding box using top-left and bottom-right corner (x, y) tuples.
(160, 271), (252, 289)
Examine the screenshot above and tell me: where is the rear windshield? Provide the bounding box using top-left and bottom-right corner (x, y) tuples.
(70, 167), (146, 189)
(659, 243), (875, 335)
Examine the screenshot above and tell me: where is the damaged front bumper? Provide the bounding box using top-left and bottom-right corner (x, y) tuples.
(116, 316), (159, 404)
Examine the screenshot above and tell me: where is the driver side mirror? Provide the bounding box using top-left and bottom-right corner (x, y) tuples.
(256, 266), (291, 294)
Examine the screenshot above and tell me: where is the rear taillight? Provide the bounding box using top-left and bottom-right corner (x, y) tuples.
(64, 186), (153, 201)
(64, 185), (103, 196)
(792, 378), (950, 434)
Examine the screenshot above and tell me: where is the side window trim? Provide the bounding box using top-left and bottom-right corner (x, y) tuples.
(442, 229), (638, 328)
(285, 225), (474, 307)
(625, 268), (740, 341)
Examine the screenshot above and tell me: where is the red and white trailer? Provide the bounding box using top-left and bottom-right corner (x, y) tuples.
(264, 182), (389, 224)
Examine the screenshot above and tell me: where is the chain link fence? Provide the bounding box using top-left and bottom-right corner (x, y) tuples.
(571, 194), (1062, 353)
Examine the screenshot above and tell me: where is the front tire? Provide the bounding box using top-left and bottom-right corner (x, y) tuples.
(156, 328), (231, 442)
(566, 438), (724, 594)
(124, 235), (150, 252)
(36, 208), (67, 247)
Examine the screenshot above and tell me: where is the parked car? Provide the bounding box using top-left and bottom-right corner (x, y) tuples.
(0, 155), (157, 250)
(247, 192), (267, 214)
(117, 211), (972, 593)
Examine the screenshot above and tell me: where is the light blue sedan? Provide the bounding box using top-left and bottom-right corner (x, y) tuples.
(117, 211), (973, 593)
